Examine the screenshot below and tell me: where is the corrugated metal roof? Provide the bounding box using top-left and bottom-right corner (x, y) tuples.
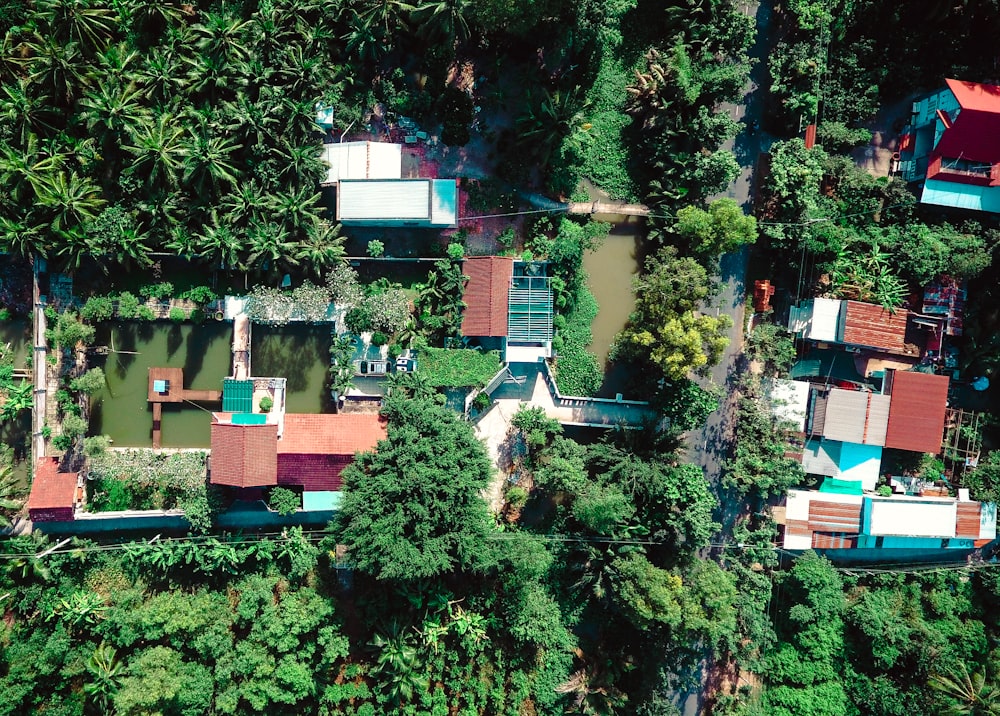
(808, 391), (827, 436)
(788, 298), (841, 341)
(461, 256), (513, 337)
(836, 441), (882, 491)
(430, 179), (458, 226)
(865, 394), (890, 445)
(802, 438), (840, 476)
(920, 178), (1000, 213)
(884, 370), (949, 453)
(956, 501), (982, 538)
(822, 389), (868, 443)
(321, 141), (402, 184)
(842, 301), (910, 353)
(222, 379), (253, 413)
(809, 499), (863, 533)
(338, 179), (431, 221)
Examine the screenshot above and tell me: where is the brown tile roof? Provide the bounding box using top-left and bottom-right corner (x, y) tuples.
(842, 301), (910, 353)
(27, 458), (76, 521)
(460, 256), (513, 337)
(884, 371), (949, 453)
(209, 422), (278, 488)
(278, 413), (387, 456)
(278, 454), (352, 491)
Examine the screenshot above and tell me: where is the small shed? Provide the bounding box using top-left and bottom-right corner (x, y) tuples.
(787, 298), (842, 342)
(27, 458), (77, 522)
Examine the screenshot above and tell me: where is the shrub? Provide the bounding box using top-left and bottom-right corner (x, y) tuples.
(344, 306), (372, 334)
(70, 367), (105, 395)
(52, 434), (73, 451)
(50, 311), (95, 349)
(472, 391), (492, 411)
(259, 396), (273, 413)
(367, 239), (385, 258)
(179, 285), (217, 304)
(0, 307), (10, 321)
(139, 282), (174, 299)
(169, 307), (188, 322)
(189, 308), (205, 324)
(61, 413), (88, 440)
(56, 388), (80, 416)
(268, 486), (300, 516)
(117, 291), (140, 319)
(370, 331), (388, 347)
(83, 435), (112, 458)
(447, 242), (464, 260)
(81, 296), (114, 322)
(506, 485), (528, 510)
(136, 305), (156, 320)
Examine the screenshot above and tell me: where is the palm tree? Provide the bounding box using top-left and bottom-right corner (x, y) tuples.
(0, 80), (58, 145)
(183, 52), (249, 101)
(355, 0), (414, 37)
(413, 0), (472, 47)
(34, 0), (117, 55)
(126, 0), (185, 44)
(278, 44), (335, 100)
(930, 663), (1000, 716)
(219, 183), (270, 228)
(0, 217), (48, 259)
(54, 226), (95, 272)
(192, 11), (251, 64)
(181, 125), (241, 197)
(193, 220), (241, 269)
(271, 138), (325, 184)
(124, 113), (186, 188)
(244, 219), (295, 271)
(295, 222), (346, 277)
(516, 86), (592, 167)
(341, 15), (389, 67)
(137, 47), (185, 105)
(220, 95), (280, 149)
(21, 35), (94, 106)
(272, 184), (321, 237)
(34, 171), (105, 235)
(83, 642), (124, 714)
(329, 333), (356, 412)
(78, 80), (152, 154)
(0, 135), (67, 204)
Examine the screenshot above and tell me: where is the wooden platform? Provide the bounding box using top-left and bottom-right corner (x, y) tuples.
(148, 367), (222, 448)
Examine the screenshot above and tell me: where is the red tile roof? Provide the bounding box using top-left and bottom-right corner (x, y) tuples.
(209, 422), (279, 488)
(929, 79), (1000, 175)
(276, 413), (386, 491)
(460, 256), (513, 337)
(884, 371), (949, 453)
(841, 301), (909, 353)
(27, 458), (76, 522)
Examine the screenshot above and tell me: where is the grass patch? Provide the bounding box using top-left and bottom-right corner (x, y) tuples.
(581, 55), (639, 201)
(552, 286), (603, 396)
(419, 347), (503, 388)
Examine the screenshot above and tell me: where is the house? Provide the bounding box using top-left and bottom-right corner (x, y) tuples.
(319, 141), (403, 186)
(779, 488), (996, 553)
(26, 458), (78, 522)
(336, 178), (458, 228)
(209, 411), (387, 510)
(461, 257), (554, 362)
(788, 299), (917, 356)
(901, 79), (1000, 213)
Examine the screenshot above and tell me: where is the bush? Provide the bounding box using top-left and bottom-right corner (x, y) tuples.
(472, 391), (492, 411)
(81, 295), (114, 322)
(817, 121), (873, 152)
(117, 291), (140, 319)
(370, 331), (388, 347)
(189, 308), (205, 324)
(367, 240), (385, 258)
(259, 396), (273, 413)
(345, 306), (372, 334)
(139, 282), (174, 299)
(268, 487), (300, 516)
(168, 307), (188, 322)
(553, 286), (602, 397)
(0, 307), (10, 321)
(506, 485), (528, 510)
(70, 367), (105, 395)
(50, 311), (95, 349)
(61, 413), (88, 440)
(178, 285), (217, 304)
(447, 242), (464, 260)
(83, 435), (112, 458)
(137, 305), (156, 320)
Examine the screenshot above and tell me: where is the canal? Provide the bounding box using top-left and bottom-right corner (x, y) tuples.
(251, 324), (332, 414)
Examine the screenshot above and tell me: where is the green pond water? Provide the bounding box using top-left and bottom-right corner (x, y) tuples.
(0, 320), (31, 368)
(251, 324), (332, 414)
(89, 322), (333, 448)
(90, 322), (233, 448)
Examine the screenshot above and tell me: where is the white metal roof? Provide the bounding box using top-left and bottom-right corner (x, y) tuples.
(321, 142), (402, 185)
(788, 298), (843, 342)
(339, 179), (431, 221)
(866, 497), (957, 538)
(767, 378), (810, 431)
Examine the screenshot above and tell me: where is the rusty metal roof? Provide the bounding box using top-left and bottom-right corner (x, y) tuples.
(842, 301), (910, 353)
(884, 370), (950, 453)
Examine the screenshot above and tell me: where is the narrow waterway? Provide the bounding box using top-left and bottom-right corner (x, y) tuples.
(578, 182), (643, 398)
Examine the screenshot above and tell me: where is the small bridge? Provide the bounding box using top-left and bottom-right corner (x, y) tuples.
(566, 201), (651, 217)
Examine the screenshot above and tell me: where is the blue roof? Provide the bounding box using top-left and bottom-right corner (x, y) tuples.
(921, 179), (1000, 213)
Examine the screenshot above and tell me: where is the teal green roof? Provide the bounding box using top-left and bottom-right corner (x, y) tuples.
(231, 412), (267, 425)
(921, 178), (1000, 214)
(791, 349), (867, 384)
(302, 491), (341, 511)
(223, 379), (253, 413)
(819, 477), (865, 495)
